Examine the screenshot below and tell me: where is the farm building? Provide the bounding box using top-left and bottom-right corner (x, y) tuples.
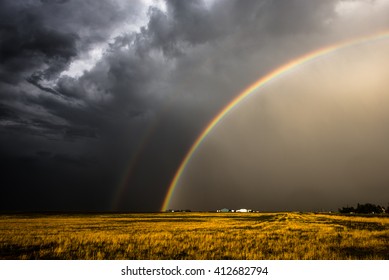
(236, 209), (253, 213)
(217, 208), (231, 213)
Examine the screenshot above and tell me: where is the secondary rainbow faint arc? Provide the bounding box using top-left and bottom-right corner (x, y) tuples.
(161, 31), (389, 211)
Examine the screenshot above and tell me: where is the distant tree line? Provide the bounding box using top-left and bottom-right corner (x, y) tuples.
(338, 203), (387, 214)
(165, 209), (191, 212)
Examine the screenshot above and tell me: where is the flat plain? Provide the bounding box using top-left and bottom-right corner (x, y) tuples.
(0, 212), (388, 259)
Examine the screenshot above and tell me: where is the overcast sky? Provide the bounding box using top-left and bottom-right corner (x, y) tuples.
(1, 0), (389, 212)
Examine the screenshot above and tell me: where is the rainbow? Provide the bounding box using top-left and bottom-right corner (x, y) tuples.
(161, 31), (389, 211)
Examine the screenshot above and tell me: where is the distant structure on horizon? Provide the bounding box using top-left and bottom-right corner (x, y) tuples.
(216, 208), (230, 213)
(236, 208), (252, 213)
(216, 208), (254, 213)
(165, 208), (260, 213)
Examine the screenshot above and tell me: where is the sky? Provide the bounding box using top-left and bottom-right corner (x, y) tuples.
(1, 0), (389, 212)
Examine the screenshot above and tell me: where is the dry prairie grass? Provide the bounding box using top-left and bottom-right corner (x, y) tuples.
(0, 212), (388, 259)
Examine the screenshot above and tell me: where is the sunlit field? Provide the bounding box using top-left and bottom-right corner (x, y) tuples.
(1, 212), (388, 260)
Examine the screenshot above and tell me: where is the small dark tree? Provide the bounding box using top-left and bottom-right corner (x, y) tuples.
(355, 203), (383, 214)
(339, 206), (355, 213)
(339, 203), (385, 214)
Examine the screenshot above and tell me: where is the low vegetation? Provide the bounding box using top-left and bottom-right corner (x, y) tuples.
(338, 203), (387, 214)
(0, 212), (388, 259)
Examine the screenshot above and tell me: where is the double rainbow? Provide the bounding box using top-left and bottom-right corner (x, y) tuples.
(161, 31), (389, 211)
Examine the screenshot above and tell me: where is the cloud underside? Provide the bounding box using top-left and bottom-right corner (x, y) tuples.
(1, 0), (389, 211)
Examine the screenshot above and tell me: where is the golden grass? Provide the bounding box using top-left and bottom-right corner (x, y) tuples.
(0, 212), (388, 259)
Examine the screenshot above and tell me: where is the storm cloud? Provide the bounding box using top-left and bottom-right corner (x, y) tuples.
(1, 0), (389, 211)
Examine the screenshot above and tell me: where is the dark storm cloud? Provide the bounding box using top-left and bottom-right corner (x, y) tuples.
(0, 2), (77, 84)
(0, 0), (145, 211)
(0, 0), (144, 133)
(0, 0), (143, 90)
(1, 0), (389, 212)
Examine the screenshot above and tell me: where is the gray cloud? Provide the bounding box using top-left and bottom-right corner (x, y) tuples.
(1, 0), (389, 212)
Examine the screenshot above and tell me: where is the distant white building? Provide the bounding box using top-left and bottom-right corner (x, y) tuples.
(236, 208), (251, 213)
(217, 208), (230, 213)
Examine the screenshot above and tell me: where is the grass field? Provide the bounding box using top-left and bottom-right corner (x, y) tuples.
(0, 212), (388, 260)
